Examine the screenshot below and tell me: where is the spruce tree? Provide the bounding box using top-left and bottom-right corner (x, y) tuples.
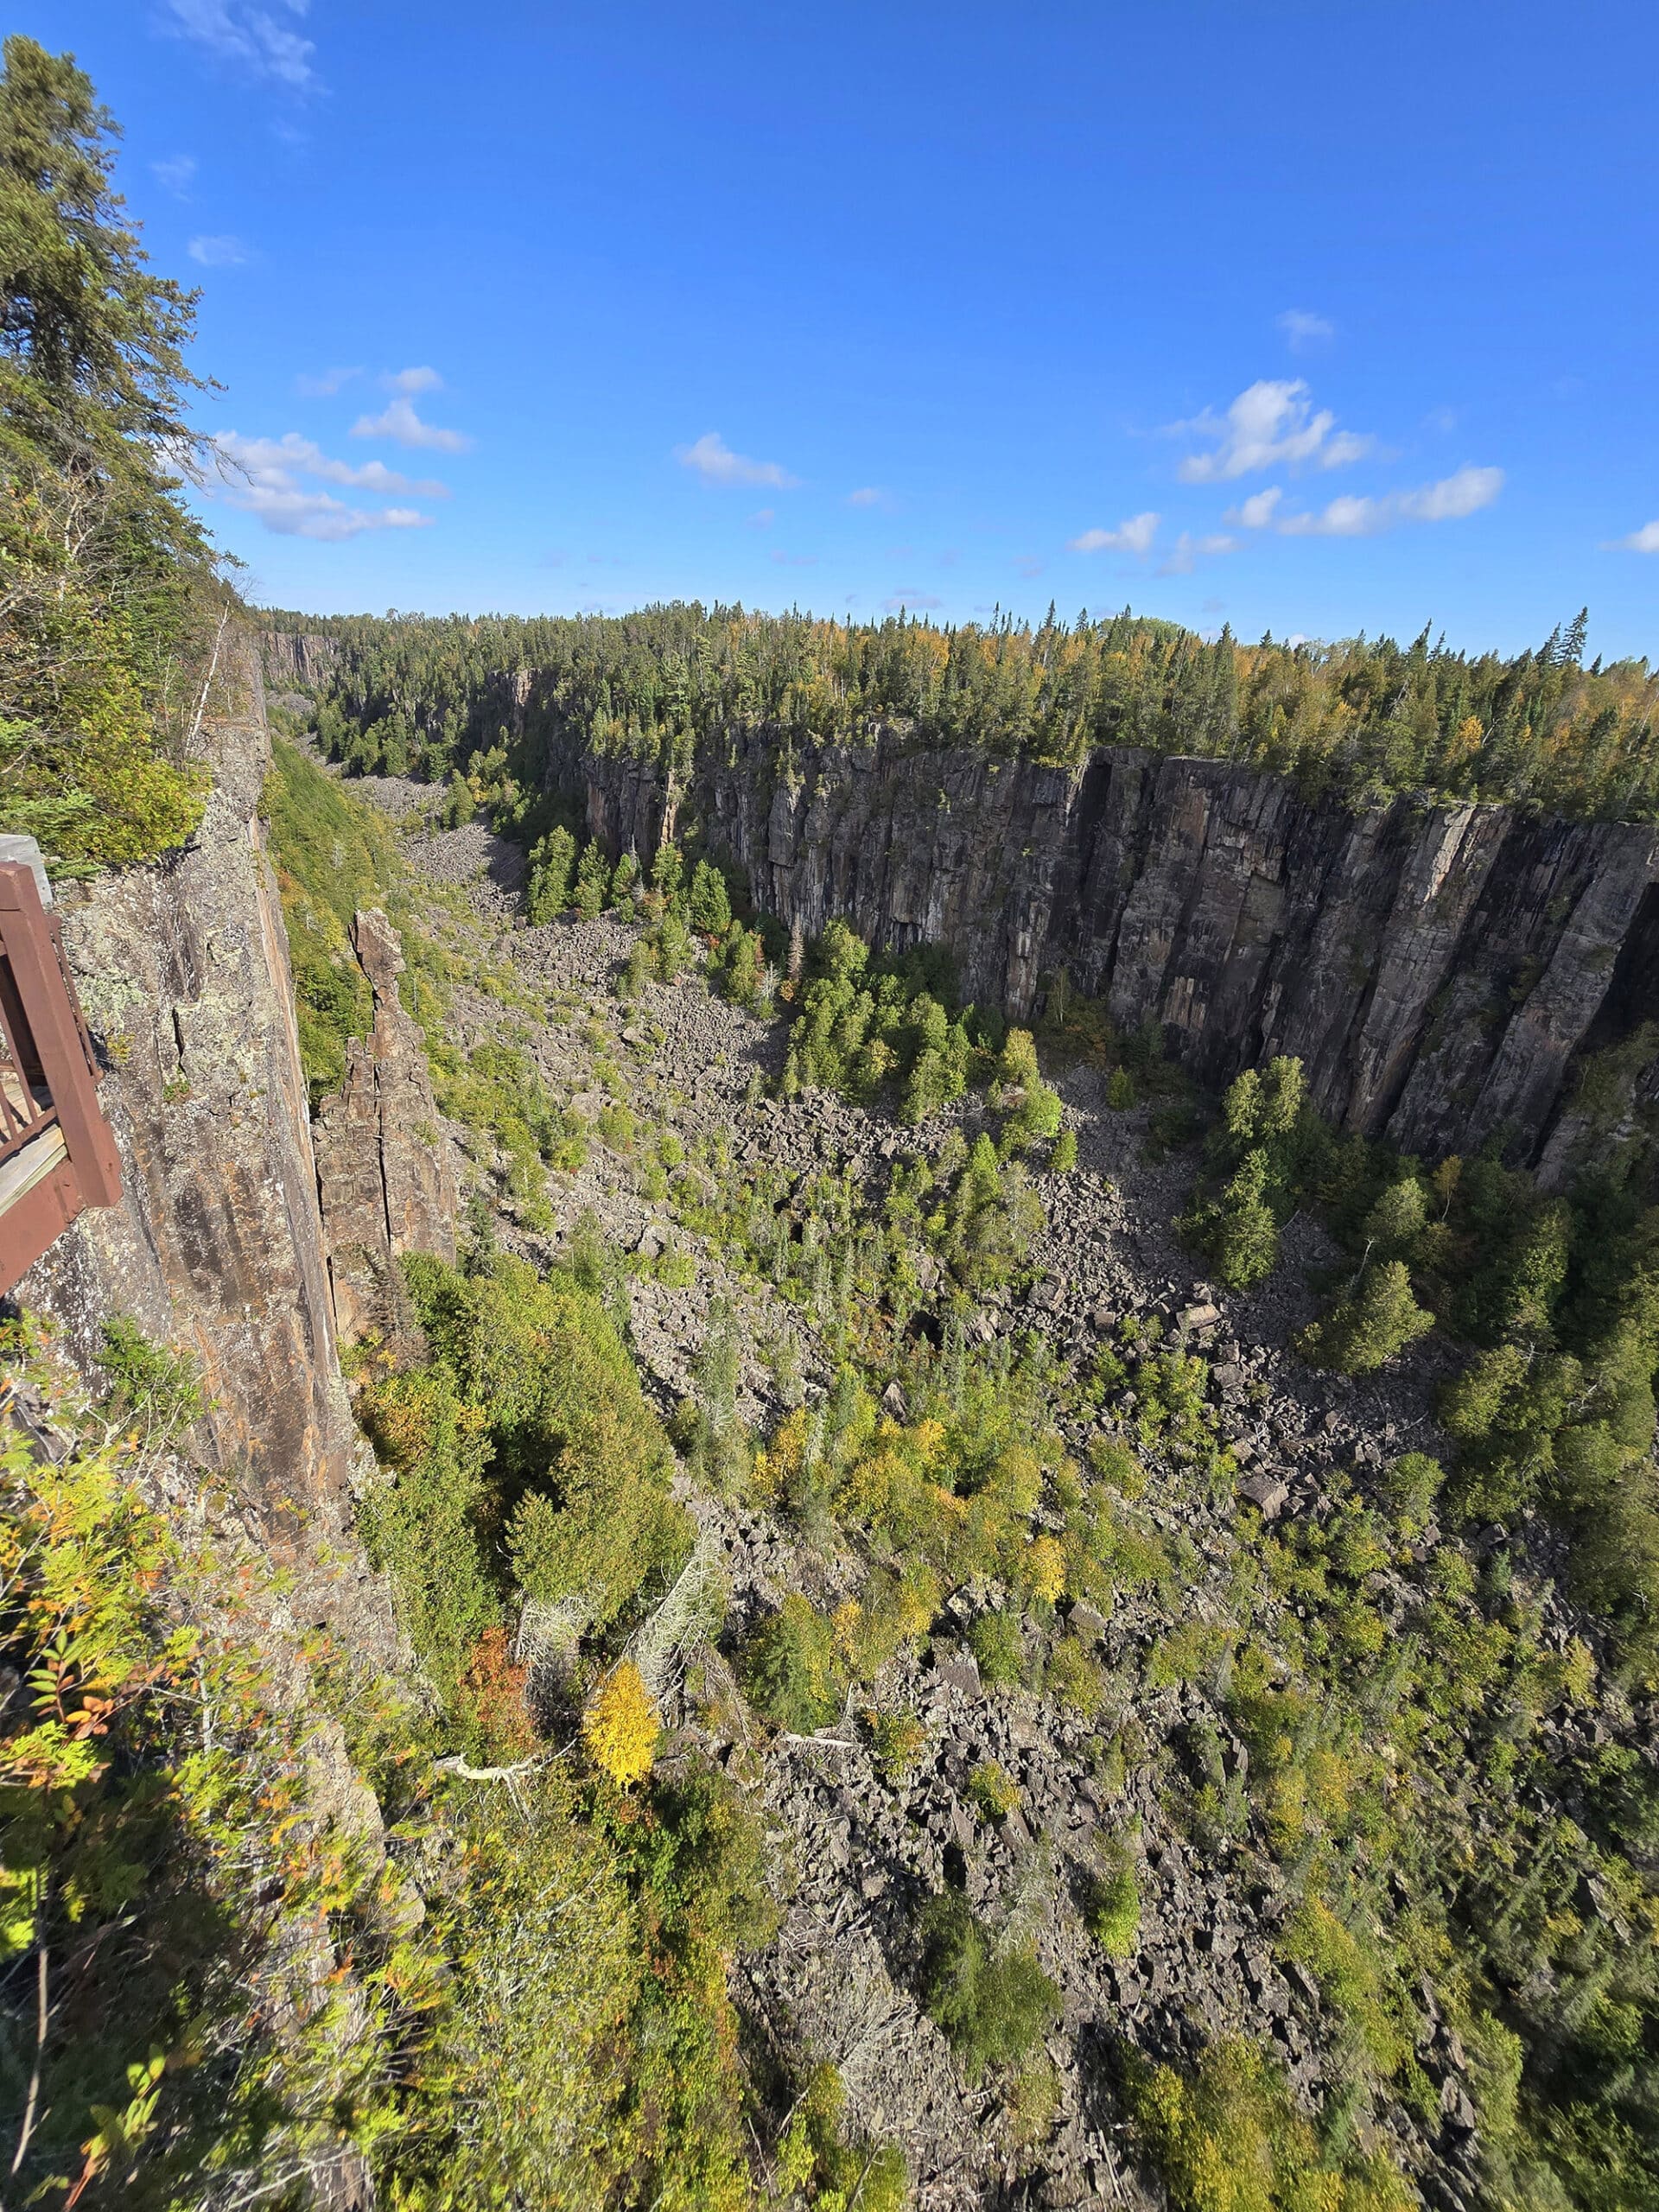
(572, 839), (610, 920)
(1299, 1260), (1434, 1375)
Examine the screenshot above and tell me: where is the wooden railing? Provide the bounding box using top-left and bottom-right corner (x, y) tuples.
(0, 861), (121, 1296)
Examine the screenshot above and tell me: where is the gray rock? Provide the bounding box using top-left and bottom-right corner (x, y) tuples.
(934, 1649), (982, 1697)
(1067, 1601), (1109, 1648)
(1239, 1472), (1290, 1518)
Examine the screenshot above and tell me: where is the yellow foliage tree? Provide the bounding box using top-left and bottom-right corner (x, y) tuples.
(1025, 1534), (1068, 1605)
(582, 1661), (659, 1787)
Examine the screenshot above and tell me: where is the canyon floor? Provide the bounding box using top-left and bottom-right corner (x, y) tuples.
(321, 760), (1593, 2212)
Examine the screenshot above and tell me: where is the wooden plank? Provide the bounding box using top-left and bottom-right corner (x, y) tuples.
(0, 1124), (67, 1215)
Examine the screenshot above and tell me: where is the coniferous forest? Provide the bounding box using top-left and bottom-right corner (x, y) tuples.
(266, 600), (1659, 826)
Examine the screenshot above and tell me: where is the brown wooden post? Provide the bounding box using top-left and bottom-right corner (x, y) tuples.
(0, 865), (119, 1206)
(0, 862), (121, 1294)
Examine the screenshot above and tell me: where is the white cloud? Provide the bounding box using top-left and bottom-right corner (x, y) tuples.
(152, 154), (196, 196)
(188, 233), (250, 267)
(747, 508), (775, 529)
(352, 392), (471, 453)
(883, 589), (944, 611)
(1321, 430), (1374, 467)
(295, 365), (361, 397)
(218, 482), (432, 542)
(847, 486), (891, 508)
(1280, 495), (1380, 537)
(1278, 308), (1334, 351)
(1068, 512), (1160, 556)
(1278, 465), (1503, 537)
(1398, 465), (1504, 521)
(1175, 379), (1371, 482)
(208, 430), (441, 540)
(162, 0), (315, 89)
(1610, 520), (1659, 554)
(1226, 486), (1283, 529)
(384, 365), (443, 396)
(1158, 532), (1237, 576)
(216, 430), (448, 497)
(675, 431), (799, 490)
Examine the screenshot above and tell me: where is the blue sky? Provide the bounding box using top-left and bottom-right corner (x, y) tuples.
(39, 2), (1659, 657)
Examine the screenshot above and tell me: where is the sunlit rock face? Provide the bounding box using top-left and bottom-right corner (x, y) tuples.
(514, 686), (1659, 1169)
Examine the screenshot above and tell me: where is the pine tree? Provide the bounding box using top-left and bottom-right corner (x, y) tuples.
(572, 839), (609, 920)
(688, 858), (732, 937)
(1299, 1259), (1434, 1375)
(525, 824), (576, 922)
(442, 768), (473, 830)
(650, 837), (683, 902)
(608, 849), (639, 908)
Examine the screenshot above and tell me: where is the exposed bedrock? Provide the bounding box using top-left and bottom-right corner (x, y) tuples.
(13, 632), (362, 1515)
(523, 700), (1659, 1170)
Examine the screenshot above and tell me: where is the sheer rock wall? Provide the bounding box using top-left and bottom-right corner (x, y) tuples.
(12, 633), (361, 1516)
(527, 707), (1659, 1169)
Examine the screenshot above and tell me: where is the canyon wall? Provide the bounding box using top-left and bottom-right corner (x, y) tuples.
(262, 636), (1658, 1168)
(528, 699), (1659, 1169)
(14, 632), (361, 1513)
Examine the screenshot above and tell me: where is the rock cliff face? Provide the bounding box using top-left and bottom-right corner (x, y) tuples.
(262, 628), (341, 692)
(13, 632), (361, 1516)
(523, 704), (1659, 1168)
(313, 906), (457, 1343)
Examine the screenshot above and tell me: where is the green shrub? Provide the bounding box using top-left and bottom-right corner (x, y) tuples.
(652, 909), (693, 981)
(441, 767), (474, 829)
(868, 1708), (927, 1784)
(97, 1315), (203, 1441)
(377, 1253), (693, 1642)
(1045, 1633), (1105, 1717)
(357, 1362), (500, 1704)
(916, 1891), (1060, 2080)
(609, 850), (639, 908)
(1183, 1149), (1281, 1289)
(596, 1101), (636, 1154)
(687, 859), (732, 936)
(1082, 1847), (1140, 1958)
(1050, 1128), (1078, 1174)
(772, 2065), (907, 2212)
(1089, 1433), (1147, 1497)
(967, 1758), (1020, 1821)
(1378, 1451), (1444, 1537)
(940, 1135), (1044, 1293)
(739, 1594), (845, 1732)
(967, 1610), (1025, 1688)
